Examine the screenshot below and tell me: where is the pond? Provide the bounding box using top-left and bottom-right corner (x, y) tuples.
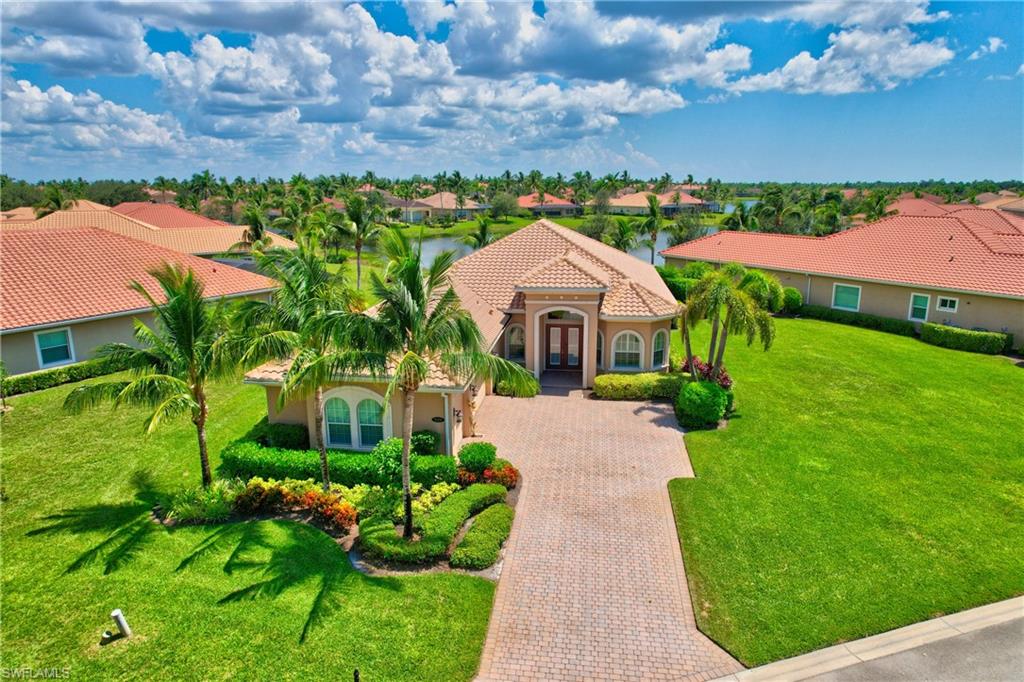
(722, 200), (759, 214)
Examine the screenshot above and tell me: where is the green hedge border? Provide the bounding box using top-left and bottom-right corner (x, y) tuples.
(1, 356), (131, 397)
(920, 322), (1012, 355)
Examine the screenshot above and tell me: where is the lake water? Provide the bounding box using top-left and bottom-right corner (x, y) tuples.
(723, 200), (758, 214)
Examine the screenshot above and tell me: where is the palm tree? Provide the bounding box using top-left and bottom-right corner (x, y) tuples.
(863, 191), (894, 222)
(231, 203), (273, 253)
(34, 184), (73, 217)
(462, 215), (495, 250)
(721, 201), (760, 231)
(234, 248), (360, 490)
(603, 217), (638, 253)
(638, 194), (663, 263)
(63, 264), (234, 487)
(687, 265), (776, 379)
(322, 230), (536, 538)
(755, 184), (802, 233)
(341, 194), (383, 290)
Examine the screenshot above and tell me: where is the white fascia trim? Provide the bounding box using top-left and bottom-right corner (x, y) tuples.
(514, 286), (608, 294)
(243, 375), (465, 394)
(599, 313), (677, 322)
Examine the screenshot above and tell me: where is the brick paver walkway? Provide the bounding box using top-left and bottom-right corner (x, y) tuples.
(474, 392), (742, 682)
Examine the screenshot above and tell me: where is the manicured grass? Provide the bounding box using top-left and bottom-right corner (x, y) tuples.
(669, 318), (1024, 666)
(0, 377), (494, 680)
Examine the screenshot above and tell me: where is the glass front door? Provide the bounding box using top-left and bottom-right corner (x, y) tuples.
(546, 324), (582, 370)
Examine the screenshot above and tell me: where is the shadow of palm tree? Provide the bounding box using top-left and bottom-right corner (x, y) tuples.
(27, 470), (163, 575)
(178, 520), (401, 642)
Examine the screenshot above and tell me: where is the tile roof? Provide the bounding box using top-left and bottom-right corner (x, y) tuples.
(886, 198), (954, 217)
(978, 196), (1021, 210)
(607, 191), (702, 208)
(112, 202), (230, 228)
(450, 219), (678, 318)
(0, 207), (36, 222)
(416, 191), (481, 210)
(1, 227), (277, 331)
(517, 192), (574, 208)
(661, 209), (1024, 298)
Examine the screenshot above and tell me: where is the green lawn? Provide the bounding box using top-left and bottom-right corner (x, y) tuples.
(669, 318), (1024, 666)
(0, 377), (494, 680)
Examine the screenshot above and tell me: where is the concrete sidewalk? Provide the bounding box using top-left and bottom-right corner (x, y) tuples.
(711, 596), (1023, 682)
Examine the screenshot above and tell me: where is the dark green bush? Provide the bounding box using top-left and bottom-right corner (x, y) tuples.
(656, 265), (699, 301)
(359, 483), (506, 564)
(450, 503), (515, 570)
(1, 355), (131, 397)
(676, 381), (730, 429)
(218, 440), (456, 487)
(592, 372), (685, 400)
(782, 287), (803, 314)
(459, 442), (497, 474)
(920, 323), (1011, 354)
(495, 377), (540, 397)
(411, 430), (442, 455)
(371, 438), (403, 485)
(244, 417), (310, 450)
(679, 261), (713, 279)
(799, 305), (917, 336)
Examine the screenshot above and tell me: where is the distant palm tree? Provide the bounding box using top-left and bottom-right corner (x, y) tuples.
(755, 185), (802, 233)
(342, 194), (383, 290)
(638, 194), (663, 263)
(231, 203), (273, 253)
(722, 202), (760, 231)
(863, 191), (894, 222)
(462, 215), (495, 250)
(34, 184), (73, 217)
(603, 217), (639, 253)
(63, 264), (235, 487)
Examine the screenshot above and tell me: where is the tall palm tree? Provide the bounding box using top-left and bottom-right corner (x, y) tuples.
(863, 191), (894, 222)
(231, 203), (273, 253)
(321, 230), (536, 537)
(462, 215), (495, 250)
(603, 217), (638, 253)
(755, 184), (802, 233)
(638, 194), (663, 263)
(234, 248), (360, 490)
(34, 184), (73, 217)
(721, 201), (760, 231)
(63, 264), (235, 487)
(342, 194), (383, 290)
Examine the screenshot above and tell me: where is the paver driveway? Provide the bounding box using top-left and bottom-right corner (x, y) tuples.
(474, 391), (742, 682)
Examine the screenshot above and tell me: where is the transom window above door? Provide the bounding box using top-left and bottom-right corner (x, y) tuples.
(547, 310), (584, 321)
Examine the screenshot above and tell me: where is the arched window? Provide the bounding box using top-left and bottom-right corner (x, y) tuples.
(324, 398), (352, 447)
(652, 330), (668, 368)
(596, 330), (604, 368)
(357, 399), (385, 448)
(612, 331), (643, 369)
(505, 324), (526, 363)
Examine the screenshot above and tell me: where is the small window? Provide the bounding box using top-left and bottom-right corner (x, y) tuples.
(36, 328), (73, 367)
(908, 293), (929, 322)
(652, 330), (667, 367)
(506, 325), (525, 363)
(596, 331), (604, 368)
(832, 284), (861, 312)
(324, 398), (352, 447)
(613, 332), (642, 369)
(936, 297), (958, 313)
(357, 399), (384, 448)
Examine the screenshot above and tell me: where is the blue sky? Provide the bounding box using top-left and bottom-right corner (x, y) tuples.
(1, 1), (1021, 182)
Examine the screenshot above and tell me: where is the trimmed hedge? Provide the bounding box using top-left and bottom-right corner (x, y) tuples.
(782, 287), (803, 314)
(592, 372), (685, 401)
(920, 322), (1011, 355)
(1, 356), (131, 397)
(656, 265), (699, 302)
(244, 417), (310, 450)
(411, 430), (442, 455)
(458, 442), (497, 474)
(495, 377), (540, 397)
(676, 380), (730, 429)
(359, 483), (506, 564)
(799, 305), (917, 337)
(219, 439), (456, 487)
(449, 503), (515, 570)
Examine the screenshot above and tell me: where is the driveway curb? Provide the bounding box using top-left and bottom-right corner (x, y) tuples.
(709, 596), (1024, 681)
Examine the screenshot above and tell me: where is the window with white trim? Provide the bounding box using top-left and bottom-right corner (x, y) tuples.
(936, 296), (958, 313)
(652, 330), (668, 367)
(613, 332), (642, 369)
(506, 325), (525, 363)
(596, 330), (604, 368)
(908, 293), (929, 322)
(35, 328), (73, 367)
(831, 284), (861, 312)
(324, 398), (352, 447)
(357, 399), (385, 448)
(322, 388), (390, 450)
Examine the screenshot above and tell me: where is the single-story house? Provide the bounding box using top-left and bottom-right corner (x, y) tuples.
(112, 202), (232, 227)
(0, 206), (38, 223)
(416, 191), (483, 220)
(886, 198), (957, 217)
(0, 227), (277, 376)
(605, 191), (703, 216)
(2, 203), (296, 256)
(517, 192), (577, 217)
(245, 219), (679, 455)
(142, 187), (177, 204)
(661, 208), (1024, 341)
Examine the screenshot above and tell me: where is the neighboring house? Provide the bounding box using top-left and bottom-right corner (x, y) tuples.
(2, 204), (296, 256)
(970, 192), (1003, 204)
(886, 198), (957, 217)
(416, 191), (483, 219)
(661, 208), (1024, 341)
(993, 198), (1024, 217)
(0, 227), (277, 376)
(0, 206), (37, 223)
(142, 187), (178, 203)
(112, 202), (232, 227)
(245, 219), (679, 455)
(605, 190), (703, 216)
(517, 192), (577, 216)
(978, 196), (1021, 210)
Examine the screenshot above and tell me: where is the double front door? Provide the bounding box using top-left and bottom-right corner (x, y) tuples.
(546, 324), (582, 370)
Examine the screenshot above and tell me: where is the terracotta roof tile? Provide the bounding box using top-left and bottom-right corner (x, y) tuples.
(243, 354), (463, 390)
(517, 192), (574, 208)
(416, 192), (481, 209)
(608, 191), (702, 208)
(517, 251), (611, 290)
(1, 227), (277, 331)
(887, 198), (953, 217)
(112, 202), (229, 228)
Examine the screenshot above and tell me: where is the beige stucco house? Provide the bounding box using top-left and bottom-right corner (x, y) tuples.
(661, 208), (1024, 343)
(245, 219), (680, 455)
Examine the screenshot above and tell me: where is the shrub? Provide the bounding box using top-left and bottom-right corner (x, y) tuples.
(411, 430), (442, 455)
(676, 381), (730, 429)
(233, 477), (296, 514)
(219, 440), (457, 487)
(391, 481), (462, 524)
(799, 305), (916, 336)
(680, 356), (733, 390)
(482, 459), (519, 489)
(371, 438), (403, 485)
(459, 441), (497, 474)
(679, 261), (713, 279)
(782, 287), (803, 314)
(920, 322), (1011, 355)
(359, 483), (506, 564)
(592, 372), (685, 400)
(449, 504), (515, 570)
(656, 266), (699, 301)
(495, 377), (540, 397)
(244, 417), (309, 450)
(164, 480), (243, 523)
(457, 468), (479, 486)
(301, 490), (357, 531)
(1, 355), (131, 397)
